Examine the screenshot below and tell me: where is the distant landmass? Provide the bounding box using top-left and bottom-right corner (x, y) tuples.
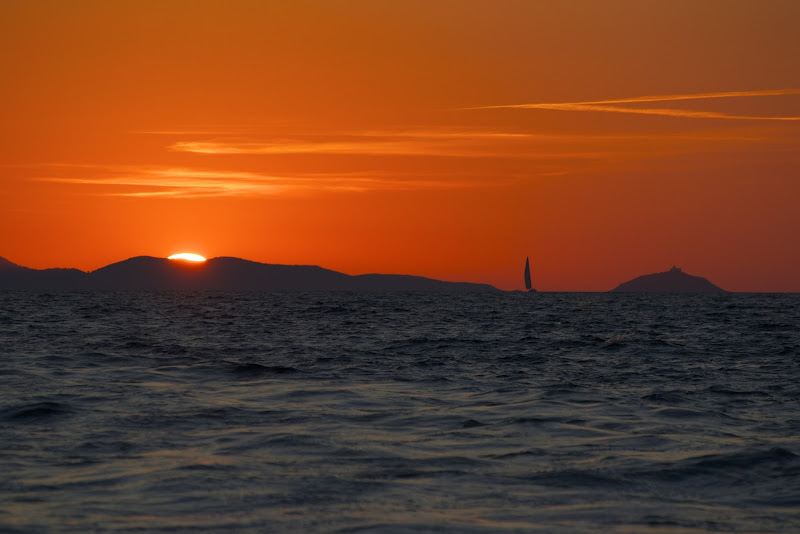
(0, 256), (498, 292)
(612, 266), (726, 293)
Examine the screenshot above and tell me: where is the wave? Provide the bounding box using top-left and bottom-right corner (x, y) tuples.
(1, 401), (72, 422)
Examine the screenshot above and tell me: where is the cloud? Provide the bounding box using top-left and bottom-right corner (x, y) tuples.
(570, 89), (800, 105)
(26, 117), (792, 201)
(168, 130), (544, 158)
(163, 123), (796, 163)
(170, 139), (470, 157)
(42, 169), (286, 197)
(167, 129), (644, 159)
(34, 165), (492, 198)
(469, 89), (800, 120)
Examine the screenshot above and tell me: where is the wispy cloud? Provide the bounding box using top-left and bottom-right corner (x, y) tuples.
(25, 116), (794, 200)
(163, 128), (786, 166)
(563, 89), (800, 105)
(35, 165), (490, 198)
(168, 129), (543, 158)
(170, 140), (470, 157)
(168, 129), (636, 159)
(469, 89), (800, 120)
(41, 168), (287, 197)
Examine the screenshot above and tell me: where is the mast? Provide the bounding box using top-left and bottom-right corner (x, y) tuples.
(524, 256), (532, 290)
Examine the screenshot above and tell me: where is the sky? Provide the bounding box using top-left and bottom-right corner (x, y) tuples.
(2, 0), (799, 291)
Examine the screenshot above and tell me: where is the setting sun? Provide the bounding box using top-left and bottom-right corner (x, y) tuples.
(168, 253), (207, 262)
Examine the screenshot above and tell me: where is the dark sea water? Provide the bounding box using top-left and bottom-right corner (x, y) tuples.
(1, 291), (799, 533)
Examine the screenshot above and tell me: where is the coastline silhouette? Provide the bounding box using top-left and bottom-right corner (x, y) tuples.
(1, 256), (730, 292)
(0, 256), (498, 292)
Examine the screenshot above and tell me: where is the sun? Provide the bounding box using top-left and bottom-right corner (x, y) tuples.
(168, 252), (207, 262)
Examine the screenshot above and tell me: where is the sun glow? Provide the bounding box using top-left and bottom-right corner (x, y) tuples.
(168, 253), (207, 262)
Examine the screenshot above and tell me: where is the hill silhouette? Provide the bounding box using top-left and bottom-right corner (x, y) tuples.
(0, 256), (90, 290)
(612, 266), (726, 293)
(0, 257), (22, 270)
(0, 256), (497, 292)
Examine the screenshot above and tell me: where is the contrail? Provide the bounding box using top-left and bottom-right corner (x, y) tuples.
(467, 89), (800, 120)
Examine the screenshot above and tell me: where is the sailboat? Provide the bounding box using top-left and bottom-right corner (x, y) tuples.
(524, 256), (536, 292)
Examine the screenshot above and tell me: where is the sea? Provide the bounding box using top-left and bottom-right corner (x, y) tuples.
(1, 291), (799, 533)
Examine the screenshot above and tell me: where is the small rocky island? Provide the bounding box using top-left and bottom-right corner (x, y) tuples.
(612, 266), (726, 293)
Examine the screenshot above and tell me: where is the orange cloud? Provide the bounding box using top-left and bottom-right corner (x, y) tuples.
(470, 89), (800, 120)
(168, 129), (543, 158)
(166, 131), (668, 160)
(34, 165), (492, 198)
(40, 168), (286, 197)
(170, 140), (470, 157)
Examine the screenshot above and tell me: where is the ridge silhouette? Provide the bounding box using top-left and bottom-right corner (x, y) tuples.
(0, 256), (497, 291)
(0, 256), (23, 270)
(0, 256), (90, 289)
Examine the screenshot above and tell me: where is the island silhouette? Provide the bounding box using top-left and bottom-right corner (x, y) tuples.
(0, 256), (498, 291)
(611, 266), (726, 293)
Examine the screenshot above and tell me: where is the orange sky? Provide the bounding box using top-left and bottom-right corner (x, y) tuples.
(2, 0), (799, 291)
